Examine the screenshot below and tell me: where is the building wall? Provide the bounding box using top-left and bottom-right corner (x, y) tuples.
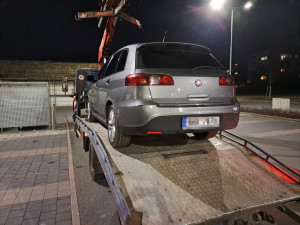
(247, 50), (300, 83)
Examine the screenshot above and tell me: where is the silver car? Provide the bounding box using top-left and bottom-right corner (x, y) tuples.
(88, 42), (240, 147)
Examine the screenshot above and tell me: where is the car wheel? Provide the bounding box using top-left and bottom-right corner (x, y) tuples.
(89, 144), (104, 181)
(107, 105), (131, 148)
(86, 102), (96, 122)
(193, 131), (218, 140)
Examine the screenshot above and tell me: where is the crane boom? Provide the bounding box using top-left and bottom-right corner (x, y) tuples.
(76, 0), (142, 69)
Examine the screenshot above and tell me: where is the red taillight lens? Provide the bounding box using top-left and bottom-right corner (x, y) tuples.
(161, 75), (174, 85)
(125, 74), (148, 86)
(219, 76), (235, 86)
(125, 74), (174, 86)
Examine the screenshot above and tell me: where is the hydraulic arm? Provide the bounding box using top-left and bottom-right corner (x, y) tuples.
(75, 0), (142, 69)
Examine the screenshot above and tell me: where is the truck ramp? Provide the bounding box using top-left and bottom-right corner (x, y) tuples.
(84, 121), (300, 225)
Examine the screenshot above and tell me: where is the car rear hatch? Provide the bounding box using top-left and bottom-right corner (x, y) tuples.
(135, 43), (235, 106)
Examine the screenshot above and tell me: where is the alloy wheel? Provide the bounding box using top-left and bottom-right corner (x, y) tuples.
(108, 109), (116, 143)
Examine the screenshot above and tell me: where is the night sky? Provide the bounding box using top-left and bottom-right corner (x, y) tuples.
(0, 0), (300, 74)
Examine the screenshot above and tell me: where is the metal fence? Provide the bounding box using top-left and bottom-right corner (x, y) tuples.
(0, 82), (51, 129)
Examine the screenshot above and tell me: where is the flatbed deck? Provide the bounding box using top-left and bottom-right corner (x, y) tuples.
(78, 118), (300, 225)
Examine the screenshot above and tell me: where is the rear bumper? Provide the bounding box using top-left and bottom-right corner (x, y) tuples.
(115, 100), (240, 135)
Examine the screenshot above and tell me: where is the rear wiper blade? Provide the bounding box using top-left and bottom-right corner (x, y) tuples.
(192, 66), (222, 71)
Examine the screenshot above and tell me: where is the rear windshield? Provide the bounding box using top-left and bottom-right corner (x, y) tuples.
(136, 44), (223, 69)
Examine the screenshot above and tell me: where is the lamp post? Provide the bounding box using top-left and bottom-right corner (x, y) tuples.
(229, 8), (233, 75)
(210, 0), (253, 75)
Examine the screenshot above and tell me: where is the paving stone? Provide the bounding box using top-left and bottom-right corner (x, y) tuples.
(21, 217), (39, 225)
(4, 216), (23, 225)
(55, 219), (72, 225)
(26, 204), (42, 212)
(56, 204), (71, 214)
(56, 198), (70, 207)
(41, 203), (56, 213)
(11, 204), (27, 211)
(7, 209), (26, 219)
(27, 200), (42, 207)
(40, 211), (56, 221)
(21, 183), (34, 188)
(29, 195), (44, 202)
(2, 194), (17, 201)
(55, 211), (72, 222)
(39, 218), (55, 225)
(14, 196), (30, 204)
(0, 207), (11, 217)
(0, 215), (7, 225)
(0, 199), (15, 206)
(24, 210), (41, 220)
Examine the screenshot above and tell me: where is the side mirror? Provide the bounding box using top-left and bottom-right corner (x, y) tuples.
(62, 76), (68, 94)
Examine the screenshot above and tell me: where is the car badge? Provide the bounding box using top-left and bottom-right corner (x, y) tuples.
(195, 79), (202, 87)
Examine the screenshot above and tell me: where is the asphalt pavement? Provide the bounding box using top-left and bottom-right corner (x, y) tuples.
(233, 112), (300, 171)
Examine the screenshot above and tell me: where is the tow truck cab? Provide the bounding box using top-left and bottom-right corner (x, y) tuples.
(73, 69), (99, 120)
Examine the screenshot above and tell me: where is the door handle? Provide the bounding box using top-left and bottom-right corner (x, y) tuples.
(106, 79), (110, 85)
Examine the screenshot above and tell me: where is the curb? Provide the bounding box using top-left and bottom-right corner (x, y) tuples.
(240, 112), (300, 122)
(67, 122), (81, 225)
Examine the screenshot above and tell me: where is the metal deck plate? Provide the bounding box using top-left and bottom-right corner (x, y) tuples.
(87, 121), (300, 225)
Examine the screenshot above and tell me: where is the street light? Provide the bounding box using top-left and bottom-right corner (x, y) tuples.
(210, 0), (225, 10)
(244, 2), (253, 10)
(210, 1), (253, 75)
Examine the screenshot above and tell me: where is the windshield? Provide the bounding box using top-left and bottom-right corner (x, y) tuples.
(136, 44), (223, 69)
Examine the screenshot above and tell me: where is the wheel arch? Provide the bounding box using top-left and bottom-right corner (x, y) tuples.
(105, 100), (113, 120)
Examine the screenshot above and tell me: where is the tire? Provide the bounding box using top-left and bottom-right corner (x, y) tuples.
(107, 105), (131, 148)
(89, 144), (104, 181)
(193, 131), (218, 140)
(86, 102), (96, 122)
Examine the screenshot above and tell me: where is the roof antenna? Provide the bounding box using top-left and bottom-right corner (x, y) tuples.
(162, 30), (167, 42)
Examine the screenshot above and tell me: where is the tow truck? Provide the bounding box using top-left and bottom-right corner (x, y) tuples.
(73, 1), (300, 224)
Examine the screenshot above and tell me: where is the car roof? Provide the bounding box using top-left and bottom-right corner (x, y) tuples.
(120, 42), (211, 54)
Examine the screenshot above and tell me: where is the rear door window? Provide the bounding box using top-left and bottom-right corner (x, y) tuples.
(98, 61), (109, 79)
(105, 51), (122, 77)
(116, 50), (128, 73)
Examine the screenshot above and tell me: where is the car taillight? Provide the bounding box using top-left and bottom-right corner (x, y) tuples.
(125, 74), (174, 86)
(219, 76), (235, 86)
(125, 74), (148, 86)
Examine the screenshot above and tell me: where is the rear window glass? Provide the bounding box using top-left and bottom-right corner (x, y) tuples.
(136, 44), (222, 69)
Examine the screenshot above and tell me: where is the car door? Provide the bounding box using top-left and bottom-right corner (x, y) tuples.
(97, 51), (122, 118)
(92, 62), (108, 117)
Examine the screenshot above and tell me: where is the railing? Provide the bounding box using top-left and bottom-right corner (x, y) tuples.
(219, 130), (300, 184)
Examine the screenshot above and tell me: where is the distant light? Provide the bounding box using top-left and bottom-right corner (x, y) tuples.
(244, 1), (253, 10)
(210, 0), (225, 10)
(280, 69), (285, 72)
(260, 76), (267, 80)
(235, 72), (238, 75)
(261, 56), (268, 61)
